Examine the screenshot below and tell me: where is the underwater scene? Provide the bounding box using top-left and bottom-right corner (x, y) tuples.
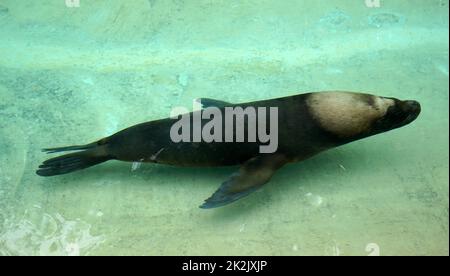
(0, 0), (448, 256)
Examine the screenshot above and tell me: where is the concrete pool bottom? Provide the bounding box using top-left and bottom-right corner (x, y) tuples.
(0, 0), (448, 255)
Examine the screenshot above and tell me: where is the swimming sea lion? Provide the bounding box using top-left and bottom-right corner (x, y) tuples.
(36, 91), (421, 208)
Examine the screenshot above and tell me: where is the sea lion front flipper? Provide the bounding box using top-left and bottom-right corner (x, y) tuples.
(199, 153), (288, 209)
(195, 98), (233, 109)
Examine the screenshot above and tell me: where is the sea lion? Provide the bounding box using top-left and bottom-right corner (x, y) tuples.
(36, 91), (421, 208)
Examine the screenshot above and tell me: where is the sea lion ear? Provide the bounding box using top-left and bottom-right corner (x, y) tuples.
(195, 98), (233, 109)
(199, 153), (288, 209)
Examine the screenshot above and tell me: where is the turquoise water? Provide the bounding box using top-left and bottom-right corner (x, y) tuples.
(0, 0), (448, 255)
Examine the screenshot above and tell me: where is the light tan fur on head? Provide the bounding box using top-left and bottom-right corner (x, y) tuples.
(306, 91), (395, 138)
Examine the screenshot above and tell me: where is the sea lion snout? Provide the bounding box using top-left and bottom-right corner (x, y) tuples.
(371, 98), (421, 133)
(401, 100), (421, 114)
(393, 99), (421, 124)
(398, 100), (421, 125)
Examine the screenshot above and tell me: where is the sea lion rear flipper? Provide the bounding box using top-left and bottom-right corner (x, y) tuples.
(36, 143), (112, 177)
(196, 98), (233, 108)
(199, 153), (288, 209)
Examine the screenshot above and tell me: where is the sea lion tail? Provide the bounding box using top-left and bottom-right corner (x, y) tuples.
(36, 144), (112, 177)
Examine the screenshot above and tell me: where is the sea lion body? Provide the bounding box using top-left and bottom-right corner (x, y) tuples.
(37, 91), (421, 208)
(106, 94), (332, 166)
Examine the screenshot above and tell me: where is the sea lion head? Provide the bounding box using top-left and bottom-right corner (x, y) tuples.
(306, 91), (421, 142)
